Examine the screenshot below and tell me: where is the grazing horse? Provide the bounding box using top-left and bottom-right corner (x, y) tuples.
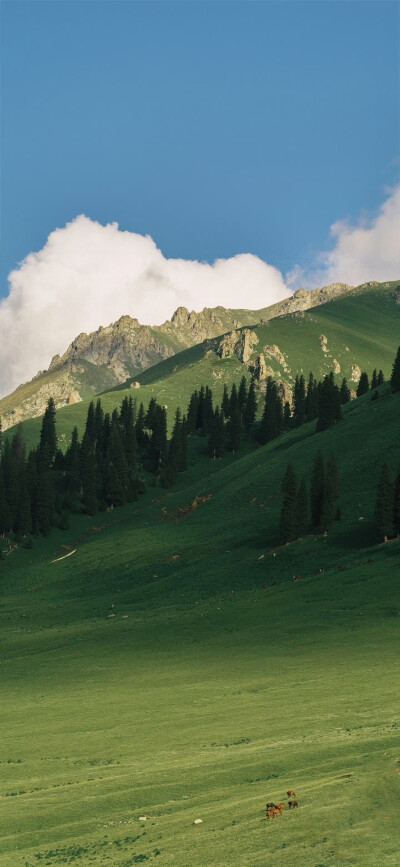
(266, 810), (277, 820)
(288, 800), (298, 809)
(266, 802), (276, 809)
(276, 803), (285, 811)
(287, 790), (296, 797)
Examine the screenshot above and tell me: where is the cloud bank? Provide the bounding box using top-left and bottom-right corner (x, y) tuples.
(287, 185), (400, 290)
(0, 218), (289, 397)
(0, 185), (399, 398)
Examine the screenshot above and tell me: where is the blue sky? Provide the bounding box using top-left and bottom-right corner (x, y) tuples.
(1, 0), (399, 292)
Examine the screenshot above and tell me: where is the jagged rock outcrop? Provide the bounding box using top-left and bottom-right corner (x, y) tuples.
(217, 329), (259, 362)
(351, 364), (361, 382)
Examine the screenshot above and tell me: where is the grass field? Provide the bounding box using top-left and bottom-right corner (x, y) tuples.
(1, 385), (400, 866)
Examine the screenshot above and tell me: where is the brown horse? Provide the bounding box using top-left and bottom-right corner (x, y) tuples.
(288, 800), (298, 809)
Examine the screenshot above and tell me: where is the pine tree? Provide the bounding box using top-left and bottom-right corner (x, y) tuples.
(243, 378), (257, 434)
(327, 453), (338, 501)
(2, 439), (20, 527)
(377, 369), (385, 386)
(135, 402), (147, 446)
(196, 387), (206, 432)
(238, 376), (248, 415)
(317, 374), (341, 431)
(36, 445), (54, 535)
(283, 401), (291, 431)
(145, 397), (158, 431)
(179, 416), (188, 472)
(280, 464), (298, 543)
(340, 378), (351, 404)
(94, 398), (104, 445)
(374, 463), (394, 541)
(371, 369), (378, 389)
(259, 380), (283, 443)
(80, 432), (98, 515)
(149, 405), (168, 474)
(305, 373), (318, 421)
(121, 396), (137, 471)
(221, 384), (230, 419)
(310, 450), (325, 527)
(203, 386), (214, 433)
(208, 406), (225, 458)
(390, 346), (400, 393)
(293, 375), (306, 426)
(186, 390), (200, 434)
(229, 383), (238, 418)
(296, 478), (308, 537)
(16, 466), (31, 537)
(169, 408), (183, 471)
(356, 372), (369, 396)
(39, 398), (57, 467)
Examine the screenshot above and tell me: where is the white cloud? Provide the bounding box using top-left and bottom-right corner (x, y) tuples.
(0, 216), (290, 397)
(287, 185), (400, 290)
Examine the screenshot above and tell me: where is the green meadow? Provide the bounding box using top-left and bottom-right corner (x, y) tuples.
(1, 382), (400, 866)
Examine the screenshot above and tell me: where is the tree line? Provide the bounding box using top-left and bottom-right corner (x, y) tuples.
(280, 451), (339, 543)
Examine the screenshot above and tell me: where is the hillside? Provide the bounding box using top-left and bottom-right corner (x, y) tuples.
(0, 281), (356, 430)
(1, 383), (399, 866)
(10, 279), (400, 454)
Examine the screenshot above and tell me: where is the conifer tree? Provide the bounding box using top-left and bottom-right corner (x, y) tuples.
(310, 450), (325, 526)
(149, 405), (168, 474)
(145, 397), (157, 431)
(340, 378), (351, 405)
(238, 376), (248, 415)
(16, 465), (31, 537)
(84, 401), (97, 443)
(259, 379), (283, 443)
(186, 390), (199, 434)
(317, 374), (341, 431)
(80, 432), (98, 515)
(327, 453), (338, 501)
(356, 372), (369, 397)
(168, 408), (183, 471)
(135, 402), (147, 445)
(65, 427), (81, 497)
(36, 444), (54, 535)
(179, 416), (188, 472)
(296, 478), (308, 537)
(293, 375), (306, 426)
(283, 401), (291, 431)
(371, 369), (378, 389)
(243, 378), (257, 433)
(39, 398), (57, 467)
(390, 346), (400, 393)
(374, 462), (394, 541)
(280, 464), (298, 543)
(320, 472), (336, 531)
(229, 383), (238, 418)
(94, 399), (104, 445)
(208, 406), (225, 458)
(196, 386), (206, 432)
(221, 384), (230, 419)
(121, 396), (137, 471)
(305, 372), (318, 421)
(377, 369), (385, 386)
(203, 386), (214, 433)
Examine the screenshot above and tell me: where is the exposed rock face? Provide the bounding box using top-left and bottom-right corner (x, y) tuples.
(263, 345), (290, 372)
(333, 359), (341, 374)
(217, 329), (259, 361)
(254, 354), (268, 380)
(319, 335), (328, 353)
(351, 364), (361, 382)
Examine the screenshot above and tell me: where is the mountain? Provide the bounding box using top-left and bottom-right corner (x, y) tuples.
(0, 281), (355, 430)
(9, 279), (400, 454)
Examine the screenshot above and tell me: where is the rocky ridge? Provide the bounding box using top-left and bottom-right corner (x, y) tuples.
(0, 281), (354, 430)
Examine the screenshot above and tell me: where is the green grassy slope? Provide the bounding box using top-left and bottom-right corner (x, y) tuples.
(1, 387), (399, 866)
(10, 281), (399, 454)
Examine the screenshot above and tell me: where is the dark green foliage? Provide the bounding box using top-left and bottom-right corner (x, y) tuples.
(320, 473), (336, 531)
(80, 432), (98, 515)
(317, 374), (341, 431)
(371, 390), (379, 402)
(135, 402), (147, 446)
(283, 401), (291, 431)
(15, 466), (31, 537)
(280, 464), (298, 543)
(390, 346), (400, 393)
(207, 407), (225, 458)
(340, 378), (351, 405)
(145, 397), (157, 431)
(148, 405), (168, 474)
(65, 427), (81, 496)
(243, 378), (257, 433)
(0, 468), (11, 534)
(374, 462), (394, 541)
(238, 376), (248, 415)
(377, 369), (385, 386)
(356, 372), (369, 397)
(296, 478), (308, 537)
(371, 369), (378, 389)
(259, 379), (283, 444)
(39, 398), (57, 467)
(186, 390), (200, 434)
(168, 408), (183, 471)
(221, 384), (230, 420)
(311, 450), (325, 527)
(229, 383), (238, 419)
(293, 375), (306, 427)
(305, 373), (318, 422)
